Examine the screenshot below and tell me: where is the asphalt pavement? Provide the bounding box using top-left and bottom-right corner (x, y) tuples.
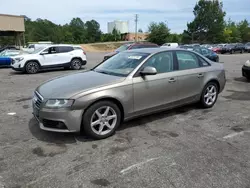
(0, 52), (250, 188)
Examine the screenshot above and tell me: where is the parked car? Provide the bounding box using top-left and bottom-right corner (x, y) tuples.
(103, 42), (158, 61)
(221, 43), (245, 54)
(32, 48), (226, 139)
(0, 46), (19, 53)
(11, 44), (87, 74)
(161, 43), (178, 48)
(0, 50), (23, 67)
(194, 47), (219, 62)
(245, 42), (250, 53)
(242, 60), (250, 80)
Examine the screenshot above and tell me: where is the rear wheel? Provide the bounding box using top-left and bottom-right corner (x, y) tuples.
(25, 61), (39, 74)
(200, 82), (218, 108)
(230, 50), (234, 54)
(240, 49), (243, 54)
(70, 58), (82, 70)
(82, 101), (121, 139)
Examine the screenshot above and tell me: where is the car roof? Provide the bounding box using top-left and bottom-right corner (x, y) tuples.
(123, 47), (192, 54)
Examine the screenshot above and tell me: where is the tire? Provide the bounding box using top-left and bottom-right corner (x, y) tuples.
(230, 50), (234, 54)
(82, 101), (121, 139)
(200, 82), (219, 108)
(25, 61), (39, 74)
(240, 49), (243, 54)
(70, 58), (82, 70)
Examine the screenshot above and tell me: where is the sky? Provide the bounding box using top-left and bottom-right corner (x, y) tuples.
(0, 0), (250, 33)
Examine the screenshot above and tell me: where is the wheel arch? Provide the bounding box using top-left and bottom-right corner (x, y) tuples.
(71, 57), (83, 62)
(80, 97), (125, 132)
(24, 59), (41, 67)
(205, 79), (220, 92)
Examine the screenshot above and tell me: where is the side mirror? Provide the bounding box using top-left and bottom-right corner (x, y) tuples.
(140, 66), (157, 76)
(40, 51), (47, 55)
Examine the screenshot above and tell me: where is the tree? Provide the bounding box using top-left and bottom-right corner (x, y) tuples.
(138, 28), (143, 33)
(85, 20), (102, 43)
(147, 22), (170, 45)
(184, 0), (226, 43)
(237, 19), (250, 42)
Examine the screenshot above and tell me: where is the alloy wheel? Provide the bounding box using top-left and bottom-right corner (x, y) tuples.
(90, 106), (117, 136)
(204, 85), (217, 106)
(72, 60), (81, 69)
(27, 62), (39, 73)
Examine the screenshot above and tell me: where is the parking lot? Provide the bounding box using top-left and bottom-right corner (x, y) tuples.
(0, 52), (250, 188)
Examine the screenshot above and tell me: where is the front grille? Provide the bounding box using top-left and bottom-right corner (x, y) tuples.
(33, 91), (44, 110)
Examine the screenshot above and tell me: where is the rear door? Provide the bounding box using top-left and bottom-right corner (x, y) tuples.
(174, 50), (206, 103)
(57, 46), (74, 64)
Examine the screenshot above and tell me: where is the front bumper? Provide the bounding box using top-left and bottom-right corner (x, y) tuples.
(32, 99), (83, 133)
(11, 59), (24, 71)
(242, 65), (250, 78)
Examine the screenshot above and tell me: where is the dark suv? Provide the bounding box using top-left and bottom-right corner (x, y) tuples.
(103, 42), (159, 61)
(221, 43), (245, 54)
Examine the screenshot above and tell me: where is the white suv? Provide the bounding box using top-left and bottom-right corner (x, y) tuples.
(11, 45), (87, 74)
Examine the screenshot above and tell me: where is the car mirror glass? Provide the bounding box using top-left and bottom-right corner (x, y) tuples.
(140, 66), (157, 76)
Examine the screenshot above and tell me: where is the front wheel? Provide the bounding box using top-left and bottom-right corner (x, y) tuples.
(82, 101), (121, 139)
(200, 82), (218, 108)
(70, 58), (82, 70)
(25, 61), (39, 74)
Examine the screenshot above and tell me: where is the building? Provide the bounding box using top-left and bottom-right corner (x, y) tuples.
(0, 14), (25, 46)
(108, 20), (129, 34)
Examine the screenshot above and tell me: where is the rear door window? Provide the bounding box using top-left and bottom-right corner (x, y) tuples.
(58, 46), (74, 53)
(176, 51), (200, 70)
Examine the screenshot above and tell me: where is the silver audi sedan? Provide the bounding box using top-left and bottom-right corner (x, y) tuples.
(33, 48), (226, 139)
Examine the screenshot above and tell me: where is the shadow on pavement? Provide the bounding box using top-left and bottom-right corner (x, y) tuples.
(234, 77), (250, 83)
(119, 104), (199, 131)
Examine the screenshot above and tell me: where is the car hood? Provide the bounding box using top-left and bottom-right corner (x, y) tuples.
(36, 71), (125, 99)
(14, 53), (37, 59)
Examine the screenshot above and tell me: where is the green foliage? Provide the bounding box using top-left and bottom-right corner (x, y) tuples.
(183, 0), (226, 43)
(147, 22), (170, 45)
(0, 16), (116, 45)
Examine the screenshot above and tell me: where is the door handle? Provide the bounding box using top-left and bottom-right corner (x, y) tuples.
(168, 78), (176, 83)
(198, 73), (204, 78)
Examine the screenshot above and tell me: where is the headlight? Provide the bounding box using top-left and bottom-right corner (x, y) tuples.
(244, 60), (250, 67)
(45, 99), (74, 109)
(15, 57), (24, 62)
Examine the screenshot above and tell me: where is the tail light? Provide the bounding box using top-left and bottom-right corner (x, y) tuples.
(83, 51), (86, 55)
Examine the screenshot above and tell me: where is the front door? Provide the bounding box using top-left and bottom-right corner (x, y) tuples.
(39, 47), (59, 66)
(132, 51), (178, 114)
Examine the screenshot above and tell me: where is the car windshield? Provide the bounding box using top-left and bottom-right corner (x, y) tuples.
(30, 47), (46, 54)
(94, 52), (149, 77)
(115, 44), (131, 52)
(226, 44), (234, 48)
(246, 43), (250, 46)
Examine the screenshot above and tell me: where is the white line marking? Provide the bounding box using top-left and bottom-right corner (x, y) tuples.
(120, 157), (171, 175)
(7, 112), (16, 115)
(223, 130), (250, 139)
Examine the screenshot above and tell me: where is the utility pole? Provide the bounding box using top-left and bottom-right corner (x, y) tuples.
(135, 14), (138, 42)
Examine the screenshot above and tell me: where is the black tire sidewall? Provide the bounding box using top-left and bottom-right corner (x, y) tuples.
(82, 101), (121, 139)
(70, 59), (82, 70)
(25, 61), (39, 74)
(200, 82), (219, 108)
